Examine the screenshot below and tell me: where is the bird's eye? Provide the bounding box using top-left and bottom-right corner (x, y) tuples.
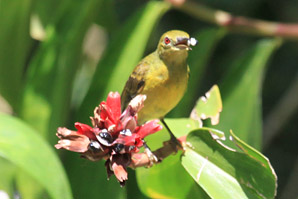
(164, 37), (171, 45)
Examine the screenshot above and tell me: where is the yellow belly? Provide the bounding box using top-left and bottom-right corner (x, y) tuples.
(137, 62), (188, 124)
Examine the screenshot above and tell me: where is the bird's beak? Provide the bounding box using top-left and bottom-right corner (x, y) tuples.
(175, 37), (198, 50)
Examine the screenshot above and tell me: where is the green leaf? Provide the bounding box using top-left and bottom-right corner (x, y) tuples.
(94, 0), (118, 31)
(78, 1), (170, 122)
(136, 118), (203, 199)
(181, 129), (277, 199)
(0, 158), (17, 197)
(137, 153), (198, 199)
(171, 28), (226, 117)
(16, 169), (47, 199)
(163, 118), (201, 138)
(21, 0), (103, 142)
(190, 85), (222, 127)
(216, 39), (281, 149)
(0, 113), (72, 199)
(229, 131), (274, 170)
(0, 0), (33, 111)
(136, 119), (224, 199)
(126, 169), (149, 199)
(30, 0), (61, 33)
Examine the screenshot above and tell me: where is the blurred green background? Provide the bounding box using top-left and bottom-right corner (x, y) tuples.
(0, 0), (297, 198)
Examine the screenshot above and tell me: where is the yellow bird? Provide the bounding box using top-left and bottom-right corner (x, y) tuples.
(121, 30), (197, 147)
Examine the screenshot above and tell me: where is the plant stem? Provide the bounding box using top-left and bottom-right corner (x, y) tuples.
(130, 139), (183, 168)
(174, 1), (298, 40)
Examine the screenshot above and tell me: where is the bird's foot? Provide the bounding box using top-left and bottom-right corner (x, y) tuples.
(143, 142), (158, 168)
(161, 119), (183, 153)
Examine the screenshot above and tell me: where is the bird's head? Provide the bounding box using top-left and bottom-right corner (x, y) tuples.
(157, 30), (197, 60)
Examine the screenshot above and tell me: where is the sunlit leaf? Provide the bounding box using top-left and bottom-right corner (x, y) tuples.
(137, 153), (197, 199)
(16, 170), (46, 199)
(0, 158), (16, 197)
(216, 39), (281, 149)
(136, 118), (202, 199)
(229, 131), (274, 170)
(0, 114), (72, 199)
(190, 85), (222, 127)
(182, 129), (277, 199)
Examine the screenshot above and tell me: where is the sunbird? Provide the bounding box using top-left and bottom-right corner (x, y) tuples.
(121, 30), (197, 148)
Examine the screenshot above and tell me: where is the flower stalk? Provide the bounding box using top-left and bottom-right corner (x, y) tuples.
(168, 0), (298, 40)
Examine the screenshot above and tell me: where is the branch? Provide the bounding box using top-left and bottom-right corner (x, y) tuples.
(130, 137), (186, 168)
(170, 0), (298, 40)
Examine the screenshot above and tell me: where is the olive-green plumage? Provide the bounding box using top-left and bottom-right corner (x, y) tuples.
(121, 30), (196, 124)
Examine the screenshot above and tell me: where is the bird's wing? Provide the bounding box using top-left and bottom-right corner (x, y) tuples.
(121, 61), (150, 111)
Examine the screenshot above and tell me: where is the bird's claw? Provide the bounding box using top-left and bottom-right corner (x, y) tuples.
(144, 147), (158, 168)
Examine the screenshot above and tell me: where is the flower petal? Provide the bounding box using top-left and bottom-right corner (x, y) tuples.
(55, 127), (90, 153)
(120, 95), (146, 133)
(100, 102), (119, 130)
(99, 102), (111, 120)
(135, 119), (162, 139)
(75, 122), (97, 140)
(112, 163), (127, 186)
(109, 154), (131, 186)
(127, 94), (146, 114)
(91, 107), (103, 128)
(106, 92), (122, 121)
(114, 134), (139, 146)
(121, 115), (137, 133)
(120, 95), (146, 122)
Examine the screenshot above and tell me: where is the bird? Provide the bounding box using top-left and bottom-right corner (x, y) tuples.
(121, 30), (197, 149)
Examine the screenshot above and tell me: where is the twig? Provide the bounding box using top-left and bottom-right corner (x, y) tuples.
(171, 1), (298, 40)
(130, 140), (181, 168)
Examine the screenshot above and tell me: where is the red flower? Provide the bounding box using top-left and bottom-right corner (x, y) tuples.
(55, 92), (162, 186)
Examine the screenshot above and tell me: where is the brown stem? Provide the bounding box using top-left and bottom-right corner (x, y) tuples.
(173, 1), (298, 40)
(129, 139), (185, 168)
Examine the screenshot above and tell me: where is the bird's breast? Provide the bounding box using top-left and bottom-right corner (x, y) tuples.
(137, 61), (189, 123)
